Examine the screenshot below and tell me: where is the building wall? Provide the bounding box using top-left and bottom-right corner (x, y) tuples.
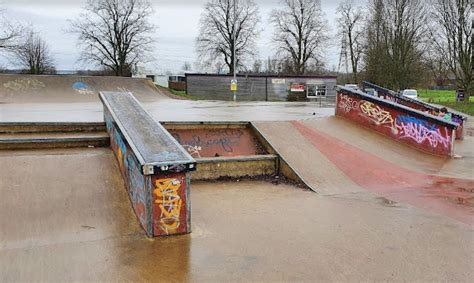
(186, 74), (337, 101)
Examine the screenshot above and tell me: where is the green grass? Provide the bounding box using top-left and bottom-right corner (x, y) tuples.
(157, 86), (203, 101)
(169, 90), (204, 101)
(417, 89), (474, 116)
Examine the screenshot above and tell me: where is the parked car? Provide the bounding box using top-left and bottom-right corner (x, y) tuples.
(402, 89), (418, 100)
(344, 84), (359, 91)
(364, 88), (376, 96)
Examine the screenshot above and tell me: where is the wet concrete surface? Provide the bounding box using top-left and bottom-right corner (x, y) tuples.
(254, 119), (474, 226)
(0, 100), (334, 122)
(1, 148), (473, 282)
(301, 117), (474, 180)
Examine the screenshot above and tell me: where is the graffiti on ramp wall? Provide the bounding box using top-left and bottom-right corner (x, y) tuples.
(3, 78), (45, 92)
(72, 81), (95, 95)
(337, 93), (454, 156)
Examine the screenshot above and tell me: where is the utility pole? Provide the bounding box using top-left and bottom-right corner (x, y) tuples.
(232, 0), (237, 102)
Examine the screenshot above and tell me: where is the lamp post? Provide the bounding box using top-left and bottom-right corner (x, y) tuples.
(232, 0), (237, 102)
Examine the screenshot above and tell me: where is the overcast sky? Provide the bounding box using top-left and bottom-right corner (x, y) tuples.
(0, 0), (367, 74)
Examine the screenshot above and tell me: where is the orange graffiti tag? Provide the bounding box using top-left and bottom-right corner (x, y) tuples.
(154, 178), (183, 234)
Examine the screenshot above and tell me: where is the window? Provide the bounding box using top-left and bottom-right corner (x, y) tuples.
(316, 85), (327, 96)
(307, 84), (326, 97)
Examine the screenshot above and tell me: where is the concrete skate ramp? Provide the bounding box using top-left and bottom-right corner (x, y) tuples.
(0, 74), (167, 103)
(253, 117), (474, 226)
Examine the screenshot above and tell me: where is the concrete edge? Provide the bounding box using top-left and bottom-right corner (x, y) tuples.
(196, 155), (278, 163)
(0, 122), (106, 133)
(249, 122), (317, 193)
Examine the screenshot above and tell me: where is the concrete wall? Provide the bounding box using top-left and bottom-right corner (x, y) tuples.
(367, 84), (466, 140)
(335, 89), (457, 157)
(186, 74), (337, 101)
(168, 127), (266, 158)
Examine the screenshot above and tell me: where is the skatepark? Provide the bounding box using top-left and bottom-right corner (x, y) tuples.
(0, 74), (473, 281)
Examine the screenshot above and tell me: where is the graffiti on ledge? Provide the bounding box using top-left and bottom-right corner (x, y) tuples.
(105, 109), (149, 230)
(359, 100), (396, 131)
(339, 94), (360, 113)
(395, 115), (451, 149)
(154, 177), (183, 235)
(337, 92), (453, 155)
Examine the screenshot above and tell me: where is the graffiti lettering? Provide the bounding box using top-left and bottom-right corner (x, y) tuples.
(339, 94), (359, 113)
(154, 178), (183, 234)
(173, 130), (244, 154)
(182, 145), (202, 158)
(395, 115), (451, 149)
(396, 115), (436, 130)
(3, 78), (45, 91)
(359, 101), (395, 127)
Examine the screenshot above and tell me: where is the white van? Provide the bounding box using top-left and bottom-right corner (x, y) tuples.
(402, 89), (418, 100)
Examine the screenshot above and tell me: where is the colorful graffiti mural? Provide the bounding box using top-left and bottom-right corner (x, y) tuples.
(362, 81), (466, 139)
(336, 91), (455, 156)
(104, 108), (152, 235)
(395, 115), (451, 149)
(169, 128), (264, 158)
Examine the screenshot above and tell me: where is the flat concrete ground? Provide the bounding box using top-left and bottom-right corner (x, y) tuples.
(1, 148), (472, 282)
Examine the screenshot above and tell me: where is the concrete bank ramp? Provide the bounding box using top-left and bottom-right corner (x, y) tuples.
(0, 74), (168, 103)
(252, 120), (365, 196)
(253, 118), (474, 226)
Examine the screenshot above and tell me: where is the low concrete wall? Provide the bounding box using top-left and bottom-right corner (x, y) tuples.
(101, 92), (196, 237)
(104, 107), (155, 235)
(167, 126), (266, 158)
(192, 156), (277, 180)
(336, 87), (458, 157)
(363, 81), (467, 139)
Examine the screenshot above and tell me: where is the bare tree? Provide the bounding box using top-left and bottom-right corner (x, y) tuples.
(431, 0), (473, 100)
(196, 0), (260, 74)
(252, 59), (263, 73)
(11, 29), (55, 74)
(271, 0), (328, 75)
(182, 61), (192, 72)
(424, 44), (450, 87)
(0, 8), (22, 50)
(70, 0), (154, 77)
(336, 0), (365, 83)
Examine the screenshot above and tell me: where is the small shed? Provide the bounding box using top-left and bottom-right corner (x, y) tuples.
(185, 73), (337, 101)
